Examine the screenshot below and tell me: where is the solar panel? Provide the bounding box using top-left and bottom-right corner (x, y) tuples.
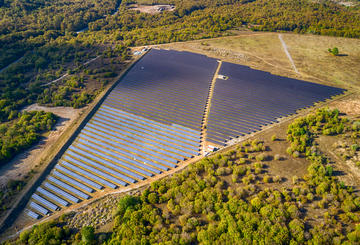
(206, 61), (345, 143)
(61, 161), (117, 189)
(32, 193), (59, 211)
(68, 147), (145, 180)
(77, 137), (171, 171)
(37, 187), (69, 206)
(47, 177), (90, 200)
(63, 155), (127, 187)
(66, 150), (136, 183)
(72, 143), (161, 174)
(102, 110), (201, 139)
(81, 127), (179, 165)
(89, 119), (200, 151)
(83, 125), (188, 160)
(92, 114), (200, 146)
(97, 109), (201, 141)
(86, 120), (199, 154)
(44, 181), (81, 203)
(29, 202), (49, 216)
(52, 170), (94, 193)
(55, 165), (104, 190)
(26, 209), (40, 219)
(102, 105), (202, 137)
(69, 145), (152, 177)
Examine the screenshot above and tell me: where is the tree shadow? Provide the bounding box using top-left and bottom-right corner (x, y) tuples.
(332, 170), (345, 177)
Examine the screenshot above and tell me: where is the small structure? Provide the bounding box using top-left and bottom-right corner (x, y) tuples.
(142, 46), (150, 52)
(207, 145), (218, 152)
(217, 74), (228, 80)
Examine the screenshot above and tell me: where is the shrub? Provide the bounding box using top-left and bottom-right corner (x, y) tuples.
(148, 193), (158, 204)
(238, 158), (246, 164)
(81, 226), (95, 244)
(328, 47), (339, 56)
(271, 134), (277, 141)
(263, 175), (272, 183)
(292, 151), (300, 158)
(274, 154), (282, 161)
(292, 176), (299, 185)
(274, 176), (282, 183)
(250, 197), (262, 210)
(352, 121), (360, 131)
(255, 153), (266, 161)
(306, 193), (314, 202)
(351, 144), (359, 151)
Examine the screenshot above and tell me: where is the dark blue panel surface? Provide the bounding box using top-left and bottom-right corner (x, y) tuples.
(206, 62), (345, 144)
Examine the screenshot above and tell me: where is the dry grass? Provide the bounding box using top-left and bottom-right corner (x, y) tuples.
(162, 32), (360, 90)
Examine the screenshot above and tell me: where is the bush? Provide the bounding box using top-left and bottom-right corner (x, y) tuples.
(238, 158), (246, 164)
(250, 197), (262, 210)
(255, 153), (266, 161)
(81, 226), (95, 244)
(271, 134), (277, 141)
(148, 192), (158, 204)
(292, 151), (300, 158)
(263, 175), (272, 183)
(117, 195), (140, 216)
(274, 176), (282, 183)
(274, 154), (282, 161)
(328, 47), (339, 56)
(351, 144), (359, 151)
(352, 121), (360, 131)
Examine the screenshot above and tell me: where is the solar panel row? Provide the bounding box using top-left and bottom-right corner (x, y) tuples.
(26, 209), (40, 220)
(206, 62), (345, 145)
(37, 187), (69, 207)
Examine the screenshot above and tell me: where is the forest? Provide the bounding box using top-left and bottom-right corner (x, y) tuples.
(11, 108), (360, 244)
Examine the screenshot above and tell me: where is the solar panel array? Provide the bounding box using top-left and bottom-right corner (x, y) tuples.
(206, 62), (346, 146)
(108, 49), (218, 131)
(24, 50), (345, 220)
(25, 49), (215, 219)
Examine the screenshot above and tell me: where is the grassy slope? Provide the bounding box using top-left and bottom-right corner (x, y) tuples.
(164, 32), (360, 90)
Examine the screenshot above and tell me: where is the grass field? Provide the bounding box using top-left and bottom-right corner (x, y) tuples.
(163, 31), (360, 90)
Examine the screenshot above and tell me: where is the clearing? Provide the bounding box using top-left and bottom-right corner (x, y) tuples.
(128, 4), (175, 14)
(0, 105), (84, 187)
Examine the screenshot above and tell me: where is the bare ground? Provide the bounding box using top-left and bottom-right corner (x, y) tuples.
(128, 4), (175, 14)
(0, 105), (84, 187)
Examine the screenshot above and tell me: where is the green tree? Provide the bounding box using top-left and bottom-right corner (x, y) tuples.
(81, 226), (95, 244)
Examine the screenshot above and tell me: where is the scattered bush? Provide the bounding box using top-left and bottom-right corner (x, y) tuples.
(271, 134), (277, 141)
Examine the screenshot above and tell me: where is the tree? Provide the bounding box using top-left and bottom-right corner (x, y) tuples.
(81, 226), (95, 244)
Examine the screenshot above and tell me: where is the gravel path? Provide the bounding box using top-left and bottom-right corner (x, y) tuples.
(278, 34), (299, 74)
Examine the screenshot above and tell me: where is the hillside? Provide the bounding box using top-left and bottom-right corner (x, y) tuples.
(0, 0), (359, 243)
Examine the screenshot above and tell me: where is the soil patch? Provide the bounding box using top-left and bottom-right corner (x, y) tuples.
(128, 4), (175, 14)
